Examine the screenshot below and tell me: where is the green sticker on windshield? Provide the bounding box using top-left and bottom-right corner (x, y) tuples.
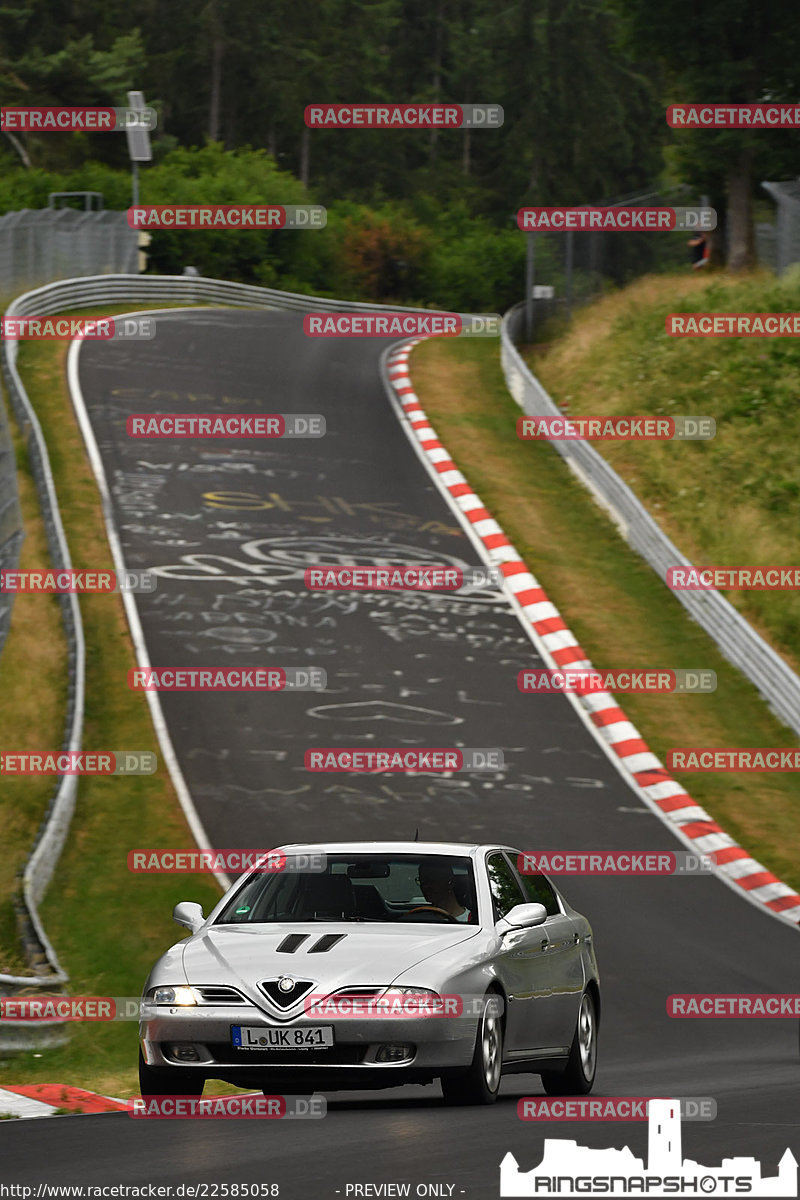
(235, 906), (251, 914)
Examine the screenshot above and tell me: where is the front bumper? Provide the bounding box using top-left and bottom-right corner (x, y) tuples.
(140, 1002), (477, 1077)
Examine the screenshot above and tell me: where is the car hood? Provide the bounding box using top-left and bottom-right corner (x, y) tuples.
(179, 922), (479, 1006)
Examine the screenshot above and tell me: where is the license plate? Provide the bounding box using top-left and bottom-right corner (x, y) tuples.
(231, 1024), (334, 1050)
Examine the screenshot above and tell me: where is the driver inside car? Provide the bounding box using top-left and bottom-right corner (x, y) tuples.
(417, 863), (472, 922)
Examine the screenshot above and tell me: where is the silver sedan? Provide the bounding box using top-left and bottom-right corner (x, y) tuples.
(139, 841), (600, 1105)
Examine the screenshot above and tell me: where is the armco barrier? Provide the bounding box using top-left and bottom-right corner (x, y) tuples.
(0, 274), (475, 1047)
(502, 301), (800, 738)
(0, 380), (24, 657)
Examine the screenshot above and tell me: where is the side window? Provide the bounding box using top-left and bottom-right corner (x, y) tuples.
(486, 853), (526, 921)
(516, 869), (561, 917)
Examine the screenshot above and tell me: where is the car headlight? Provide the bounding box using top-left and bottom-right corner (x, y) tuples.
(147, 985), (197, 1006)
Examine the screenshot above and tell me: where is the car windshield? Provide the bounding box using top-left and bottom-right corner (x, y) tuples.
(214, 854), (478, 925)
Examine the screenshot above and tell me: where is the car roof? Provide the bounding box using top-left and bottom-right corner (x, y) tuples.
(274, 841), (518, 857)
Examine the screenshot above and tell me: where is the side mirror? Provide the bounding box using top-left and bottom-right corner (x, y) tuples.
(497, 902), (547, 932)
(173, 901), (205, 933)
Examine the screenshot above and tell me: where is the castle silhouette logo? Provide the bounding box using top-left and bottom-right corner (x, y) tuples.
(500, 1099), (797, 1197)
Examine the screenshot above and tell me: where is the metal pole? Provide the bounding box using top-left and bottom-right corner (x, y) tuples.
(565, 230), (574, 321)
(525, 232), (535, 342)
(132, 161), (139, 208)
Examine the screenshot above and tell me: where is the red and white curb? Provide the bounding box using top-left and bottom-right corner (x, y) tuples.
(0, 1085), (126, 1118)
(383, 339), (800, 928)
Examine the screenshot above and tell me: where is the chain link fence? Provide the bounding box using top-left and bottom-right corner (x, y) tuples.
(519, 185), (709, 338)
(761, 179), (800, 275)
(0, 209), (137, 295)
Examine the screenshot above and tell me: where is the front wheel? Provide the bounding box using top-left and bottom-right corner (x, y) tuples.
(440, 993), (503, 1106)
(541, 990), (597, 1096)
(138, 1048), (204, 1097)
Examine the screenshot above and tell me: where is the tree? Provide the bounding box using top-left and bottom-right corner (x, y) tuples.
(614, 0), (800, 270)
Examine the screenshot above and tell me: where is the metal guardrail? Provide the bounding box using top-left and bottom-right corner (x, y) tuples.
(0, 273), (474, 1045)
(501, 301), (800, 738)
(0, 379), (24, 657)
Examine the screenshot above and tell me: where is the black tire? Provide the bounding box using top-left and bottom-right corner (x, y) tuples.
(440, 993), (504, 1106)
(541, 990), (598, 1096)
(138, 1048), (204, 1097)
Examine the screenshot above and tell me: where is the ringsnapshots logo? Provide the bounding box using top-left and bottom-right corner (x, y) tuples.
(127, 205), (326, 229)
(518, 852), (714, 876)
(517, 415), (715, 440)
(303, 313), (500, 337)
(127, 413), (325, 438)
(1, 569), (156, 593)
(0, 106), (157, 131)
(304, 748), (503, 772)
(0, 752), (156, 776)
(129, 1095), (326, 1120)
(667, 103), (800, 128)
(304, 103), (503, 129)
(667, 313), (800, 337)
(128, 667), (326, 691)
(500, 1098), (797, 1197)
(127, 849), (327, 873)
(518, 668), (716, 694)
(517, 207), (717, 232)
(304, 565), (503, 591)
(1, 316), (155, 341)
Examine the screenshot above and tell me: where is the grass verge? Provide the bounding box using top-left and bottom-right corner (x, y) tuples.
(527, 267), (800, 674)
(408, 329), (800, 888)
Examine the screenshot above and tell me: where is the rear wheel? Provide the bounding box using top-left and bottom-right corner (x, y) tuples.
(440, 993), (503, 1106)
(541, 990), (597, 1096)
(138, 1048), (204, 1097)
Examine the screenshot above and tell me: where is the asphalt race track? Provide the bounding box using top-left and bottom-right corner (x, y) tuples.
(1, 308), (797, 1196)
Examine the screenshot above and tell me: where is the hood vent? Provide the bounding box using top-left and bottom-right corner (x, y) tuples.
(307, 933), (346, 953)
(276, 933), (309, 954)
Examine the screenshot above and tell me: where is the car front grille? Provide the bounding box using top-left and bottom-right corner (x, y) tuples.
(194, 986), (247, 1004)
